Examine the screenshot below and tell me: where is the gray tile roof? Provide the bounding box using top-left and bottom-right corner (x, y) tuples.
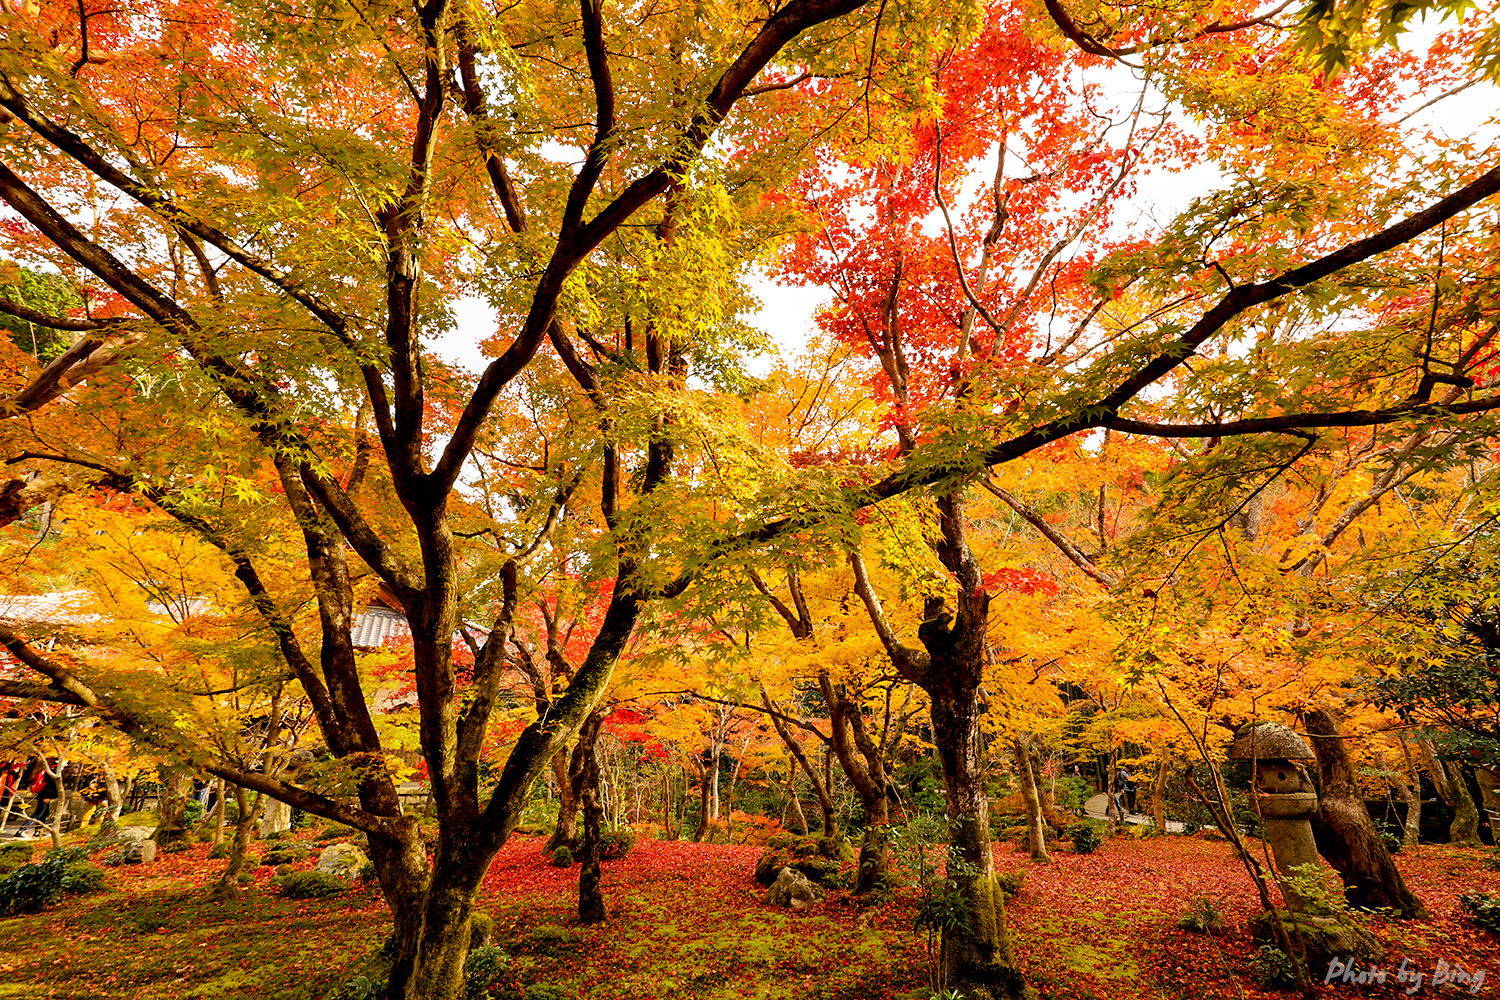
(350, 605), (412, 649)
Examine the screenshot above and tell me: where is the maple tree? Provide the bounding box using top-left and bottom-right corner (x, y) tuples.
(0, 0), (1497, 998)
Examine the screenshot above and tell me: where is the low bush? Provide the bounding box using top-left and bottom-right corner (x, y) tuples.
(599, 829), (636, 860)
(274, 870), (350, 899)
(207, 842), (231, 859)
(1177, 897), (1224, 934)
(261, 846), (311, 867)
(1460, 892), (1500, 934)
(464, 945), (510, 999)
(1068, 821), (1104, 855)
(0, 847), (88, 915)
(995, 870), (1025, 902)
(61, 862), (108, 895)
(1252, 944), (1299, 990)
(549, 846), (573, 868)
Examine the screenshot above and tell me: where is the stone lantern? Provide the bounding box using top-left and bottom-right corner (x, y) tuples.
(1231, 723), (1321, 910)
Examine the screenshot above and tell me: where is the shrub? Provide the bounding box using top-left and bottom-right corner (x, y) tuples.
(522, 923), (576, 955)
(61, 863), (108, 895)
(1483, 851), (1500, 873)
(277, 863), (295, 875)
(328, 975), (385, 1000)
(1460, 892), (1500, 934)
(316, 823), (356, 841)
(262, 846), (311, 866)
(549, 846), (573, 868)
(1252, 944), (1299, 990)
(0, 847), (87, 915)
(464, 945), (509, 999)
(1068, 821), (1104, 855)
(995, 870), (1025, 902)
(469, 911), (495, 949)
(184, 800), (205, 826)
(1177, 897), (1224, 934)
(358, 861), (378, 883)
(598, 829), (636, 860)
(274, 870), (350, 898)
(207, 842), (231, 859)
(753, 835), (851, 885)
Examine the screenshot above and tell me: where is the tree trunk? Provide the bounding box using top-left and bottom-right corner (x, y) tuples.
(1476, 768), (1500, 841)
(546, 747), (582, 853)
(211, 786), (263, 900)
(212, 778), (226, 846)
(577, 713), (607, 925)
(1305, 708), (1427, 918)
(154, 765), (192, 847)
(784, 770), (808, 835)
(1418, 738), (1481, 846)
(1014, 733), (1050, 863)
(1396, 737), (1422, 849)
(1151, 757), (1168, 833)
(691, 756), (711, 843)
(662, 770), (676, 839)
(918, 495), (1026, 1000)
(1104, 749), (1120, 834)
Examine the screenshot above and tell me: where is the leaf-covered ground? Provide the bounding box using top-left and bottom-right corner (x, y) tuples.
(0, 831), (1496, 999)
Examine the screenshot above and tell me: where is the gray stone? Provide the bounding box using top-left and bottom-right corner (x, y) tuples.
(1231, 723), (1315, 762)
(316, 842), (369, 879)
(766, 866), (822, 910)
(122, 840), (157, 864)
(115, 826), (156, 843)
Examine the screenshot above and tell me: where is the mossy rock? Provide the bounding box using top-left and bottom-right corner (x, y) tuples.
(1249, 908), (1384, 974)
(207, 842), (231, 859)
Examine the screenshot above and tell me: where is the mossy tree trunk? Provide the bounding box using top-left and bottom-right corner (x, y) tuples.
(1014, 733), (1049, 863)
(577, 712), (607, 925)
(1419, 739), (1481, 847)
(154, 766), (192, 848)
(851, 494), (1028, 1000)
(1305, 708), (1427, 918)
(211, 786), (264, 900)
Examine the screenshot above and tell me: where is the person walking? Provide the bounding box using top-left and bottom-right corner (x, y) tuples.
(17, 761), (58, 838)
(1115, 766), (1136, 817)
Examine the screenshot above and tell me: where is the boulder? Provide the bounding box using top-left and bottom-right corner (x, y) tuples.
(766, 867), (822, 910)
(115, 826), (156, 843)
(122, 840), (157, 864)
(316, 842), (369, 879)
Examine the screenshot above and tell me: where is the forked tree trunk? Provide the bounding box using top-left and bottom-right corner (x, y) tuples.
(212, 786), (265, 901)
(918, 496), (1026, 999)
(1419, 739), (1481, 847)
(1014, 733), (1050, 863)
(850, 493), (1027, 1000)
(1305, 708), (1427, 918)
